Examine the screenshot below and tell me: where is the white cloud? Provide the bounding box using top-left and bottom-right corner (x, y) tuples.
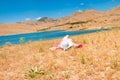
(25, 18), (31, 21)
(36, 17), (42, 20)
(80, 3), (84, 6)
(77, 10), (83, 12)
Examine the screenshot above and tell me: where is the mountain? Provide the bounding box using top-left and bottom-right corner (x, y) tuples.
(20, 5), (120, 30)
(107, 5), (120, 14)
(0, 5), (120, 35)
(56, 10), (103, 25)
(52, 5), (120, 30)
(37, 17), (57, 22)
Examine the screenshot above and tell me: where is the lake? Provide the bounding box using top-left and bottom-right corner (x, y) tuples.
(0, 28), (110, 46)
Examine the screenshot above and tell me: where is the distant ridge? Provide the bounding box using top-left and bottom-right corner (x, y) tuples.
(0, 5), (120, 35)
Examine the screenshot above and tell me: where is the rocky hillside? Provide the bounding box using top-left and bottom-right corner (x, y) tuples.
(50, 5), (120, 30)
(31, 5), (120, 31)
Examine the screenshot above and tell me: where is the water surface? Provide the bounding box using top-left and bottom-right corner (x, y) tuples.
(0, 29), (110, 46)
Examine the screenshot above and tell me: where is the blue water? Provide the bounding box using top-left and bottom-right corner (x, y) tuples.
(0, 29), (110, 46)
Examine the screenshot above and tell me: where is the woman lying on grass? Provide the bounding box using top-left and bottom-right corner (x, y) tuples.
(50, 35), (83, 51)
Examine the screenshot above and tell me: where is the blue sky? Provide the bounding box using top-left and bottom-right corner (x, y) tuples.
(0, 0), (120, 23)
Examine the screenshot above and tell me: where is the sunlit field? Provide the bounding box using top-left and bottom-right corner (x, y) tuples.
(0, 28), (120, 80)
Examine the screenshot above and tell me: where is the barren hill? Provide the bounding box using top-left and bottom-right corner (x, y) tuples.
(0, 5), (120, 35)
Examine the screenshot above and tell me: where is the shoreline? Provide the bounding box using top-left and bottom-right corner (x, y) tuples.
(0, 27), (112, 37)
(0, 28), (111, 46)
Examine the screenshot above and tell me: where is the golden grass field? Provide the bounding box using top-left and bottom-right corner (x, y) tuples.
(0, 28), (120, 80)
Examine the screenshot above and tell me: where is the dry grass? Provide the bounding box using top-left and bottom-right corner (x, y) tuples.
(0, 29), (120, 80)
